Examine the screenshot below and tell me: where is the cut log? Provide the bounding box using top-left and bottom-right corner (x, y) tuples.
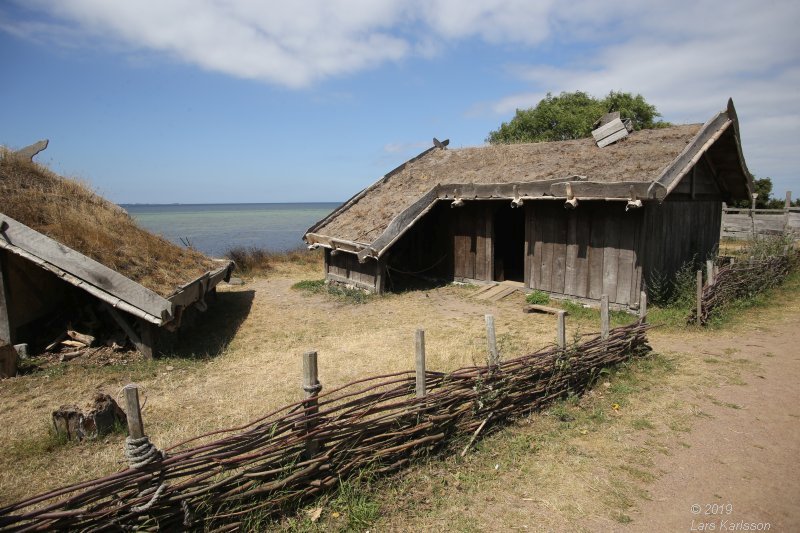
(52, 393), (127, 441)
(0, 343), (17, 378)
(67, 330), (96, 347)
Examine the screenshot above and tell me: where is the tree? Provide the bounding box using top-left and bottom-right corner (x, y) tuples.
(487, 90), (668, 144)
(730, 177), (787, 209)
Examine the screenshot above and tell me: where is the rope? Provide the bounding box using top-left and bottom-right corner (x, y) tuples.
(124, 436), (164, 469)
(124, 436), (168, 513)
(386, 254), (447, 276)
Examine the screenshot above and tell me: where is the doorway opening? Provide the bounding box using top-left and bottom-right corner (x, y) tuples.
(493, 205), (525, 282)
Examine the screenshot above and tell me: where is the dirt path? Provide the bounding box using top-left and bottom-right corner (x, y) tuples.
(624, 319), (800, 532)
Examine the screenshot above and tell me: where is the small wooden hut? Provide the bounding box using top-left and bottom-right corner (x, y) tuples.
(305, 99), (754, 310)
(0, 145), (233, 361)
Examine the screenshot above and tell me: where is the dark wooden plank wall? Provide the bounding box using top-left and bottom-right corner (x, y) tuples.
(452, 203), (492, 282)
(325, 249), (379, 291)
(527, 202), (643, 307)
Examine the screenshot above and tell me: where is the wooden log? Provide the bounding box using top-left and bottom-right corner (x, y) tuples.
(600, 295), (609, 340)
(706, 259), (715, 286)
(639, 291), (647, 320)
(415, 330), (426, 398)
(556, 311), (566, 349)
(485, 314), (499, 366)
(0, 343), (17, 379)
(696, 270), (703, 327)
(522, 304), (564, 315)
(302, 351), (321, 457)
(123, 385), (145, 439)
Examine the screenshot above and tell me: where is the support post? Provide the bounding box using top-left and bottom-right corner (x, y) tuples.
(696, 270), (703, 326)
(415, 329), (426, 398)
(123, 384), (145, 439)
(302, 350), (321, 457)
(485, 314), (499, 366)
(706, 259), (715, 286)
(0, 250), (13, 345)
(600, 295), (609, 340)
(556, 311), (566, 349)
(639, 291), (647, 321)
(750, 192), (758, 239)
(785, 191), (792, 234)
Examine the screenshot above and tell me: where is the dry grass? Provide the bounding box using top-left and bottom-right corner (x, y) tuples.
(0, 151), (219, 297)
(225, 246), (322, 275)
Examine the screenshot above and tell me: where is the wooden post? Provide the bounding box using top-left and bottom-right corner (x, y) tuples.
(302, 350), (321, 457)
(139, 321), (155, 360)
(0, 250), (13, 345)
(706, 259), (715, 286)
(485, 314), (499, 366)
(415, 329), (426, 398)
(696, 270), (703, 326)
(750, 192), (758, 239)
(639, 291), (647, 320)
(600, 295), (609, 340)
(556, 311), (566, 349)
(123, 384), (145, 439)
(785, 191), (792, 234)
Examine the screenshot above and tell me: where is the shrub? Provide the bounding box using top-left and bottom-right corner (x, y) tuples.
(526, 290), (550, 305)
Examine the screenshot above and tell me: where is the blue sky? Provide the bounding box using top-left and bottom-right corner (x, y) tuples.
(1, 1), (798, 203)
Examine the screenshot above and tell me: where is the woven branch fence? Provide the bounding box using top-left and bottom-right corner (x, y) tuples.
(1, 321), (651, 532)
(690, 251), (798, 325)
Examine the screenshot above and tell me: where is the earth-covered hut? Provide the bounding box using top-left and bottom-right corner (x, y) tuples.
(304, 99), (754, 310)
(0, 143), (234, 363)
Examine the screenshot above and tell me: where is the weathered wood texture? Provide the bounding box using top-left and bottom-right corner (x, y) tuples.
(452, 203), (493, 282)
(640, 198), (722, 290)
(526, 201), (643, 306)
(0, 215), (173, 321)
(721, 208), (800, 239)
(0, 250), (11, 344)
(325, 249), (380, 292)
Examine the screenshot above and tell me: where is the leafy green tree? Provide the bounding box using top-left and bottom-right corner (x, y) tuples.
(730, 177), (787, 208)
(487, 90), (668, 144)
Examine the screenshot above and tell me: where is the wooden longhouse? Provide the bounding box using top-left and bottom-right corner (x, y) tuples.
(304, 99), (755, 310)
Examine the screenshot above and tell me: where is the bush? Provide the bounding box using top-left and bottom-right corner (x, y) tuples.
(526, 291), (550, 305)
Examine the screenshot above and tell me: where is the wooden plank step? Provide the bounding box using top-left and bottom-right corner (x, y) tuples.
(476, 284), (509, 300)
(469, 283), (498, 298)
(488, 286), (519, 302)
(523, 304), (565, 315)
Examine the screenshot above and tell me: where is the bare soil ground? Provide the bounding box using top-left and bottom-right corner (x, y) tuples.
(1, 259), (798, 533)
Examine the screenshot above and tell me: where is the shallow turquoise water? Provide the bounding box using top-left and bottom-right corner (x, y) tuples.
(122, 203), (340, 257)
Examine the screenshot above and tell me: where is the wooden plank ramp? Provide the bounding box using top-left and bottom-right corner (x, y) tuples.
(472, 281), (525, 302)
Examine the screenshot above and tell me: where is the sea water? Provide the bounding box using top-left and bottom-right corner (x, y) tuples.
(122, 203), (341, 257)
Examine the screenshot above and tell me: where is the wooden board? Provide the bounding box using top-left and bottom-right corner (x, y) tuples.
(0, 250), (11, 344)
(601, 211), (620, 302)
(0, 215), (173, 321)
(587, 213), (605, 300)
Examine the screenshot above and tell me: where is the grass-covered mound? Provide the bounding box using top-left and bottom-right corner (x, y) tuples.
(0, 150), (219, 297)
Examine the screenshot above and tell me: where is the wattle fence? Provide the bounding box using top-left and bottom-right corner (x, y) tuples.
(0, 320), (650, 531)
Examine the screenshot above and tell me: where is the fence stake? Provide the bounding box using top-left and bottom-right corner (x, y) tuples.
(302, 350), (321, 457)
(123, 384), (144, 439)
(639, 291), (647, 321)
(706, 259), (715, 286)
(485, 314), (499, 366)
(600, 295), (609, 340)
(415, 329), (426, 398)
(696, 270), (703, 326)
(556, 311), (566, 349)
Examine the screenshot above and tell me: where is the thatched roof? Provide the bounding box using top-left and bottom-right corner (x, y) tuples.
(314, 124), (702, 244)
(0, 151), (221, 299)
(306, 100), (754, 264)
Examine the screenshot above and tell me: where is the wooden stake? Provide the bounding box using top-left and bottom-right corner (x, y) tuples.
(600, 295), (609, 340)
(696, 270), (703, 326)
(556, 311), (566, 349)
(639, 291), (647, 320)
(123, 384), (144, 439)
(485, 315), (499, 366)
(415, 329), (426, 398)
(706, 259), (715, 286)
(302, 351), (321, 457)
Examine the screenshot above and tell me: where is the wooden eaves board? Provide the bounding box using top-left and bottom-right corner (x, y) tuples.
(0, 214), (176, 325)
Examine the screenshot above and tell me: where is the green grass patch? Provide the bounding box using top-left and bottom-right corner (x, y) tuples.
(292, 279), (374, 304)
(525, 290), (550, 305)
